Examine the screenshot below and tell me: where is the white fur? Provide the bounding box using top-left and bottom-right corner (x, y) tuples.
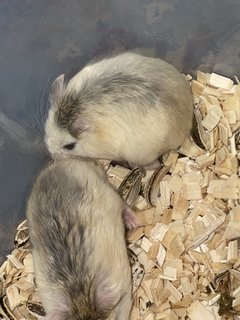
(45, 53), (193, 167)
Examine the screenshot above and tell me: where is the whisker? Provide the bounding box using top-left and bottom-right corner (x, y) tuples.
(39, 73), (53, 126)
(28, 72), (55, 140)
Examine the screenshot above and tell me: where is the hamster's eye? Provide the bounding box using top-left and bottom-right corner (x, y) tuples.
(63, 143), (76, 150)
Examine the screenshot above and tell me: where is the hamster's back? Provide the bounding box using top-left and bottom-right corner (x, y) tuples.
(46, 52), (193, 168)
(67, 52), (191, 112)
(27, 159), (131, 320)
(67, 53), (193, 164)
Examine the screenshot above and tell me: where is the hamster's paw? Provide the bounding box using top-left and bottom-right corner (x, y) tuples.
(122, 207), (138, 230)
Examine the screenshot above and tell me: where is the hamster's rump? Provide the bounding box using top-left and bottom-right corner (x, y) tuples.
(45, 52), (193, 167)
(26, 158), (132, 320)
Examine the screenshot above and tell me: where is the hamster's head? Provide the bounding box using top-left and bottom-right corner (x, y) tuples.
(44, 74), (105, 160)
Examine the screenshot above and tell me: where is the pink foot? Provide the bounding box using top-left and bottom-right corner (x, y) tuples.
(122, 207), (138, 230)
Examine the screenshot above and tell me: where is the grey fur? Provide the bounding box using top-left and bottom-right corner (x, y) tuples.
(26, 158), (132, 320)
(55, 72), (164, 128)
(55, 60), (183, 128)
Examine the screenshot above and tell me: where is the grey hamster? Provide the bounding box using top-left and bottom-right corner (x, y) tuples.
(45, 52), (193, 168)
(26, 158), (133, 320)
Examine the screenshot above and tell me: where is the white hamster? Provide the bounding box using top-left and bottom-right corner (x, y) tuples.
(45, 52), (193, 168)
(26, 158), (133, 320)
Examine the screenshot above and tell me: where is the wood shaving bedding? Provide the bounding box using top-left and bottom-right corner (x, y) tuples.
(1, 71), (240, 320)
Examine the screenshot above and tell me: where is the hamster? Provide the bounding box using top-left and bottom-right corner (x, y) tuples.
(44, 52), (193, 168)
(26, 158), (134, 320)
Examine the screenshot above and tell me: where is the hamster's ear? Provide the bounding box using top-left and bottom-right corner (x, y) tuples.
(50, 74), (65, 103)
(70, 117), (95, 135)
(95, 276), (121, 313)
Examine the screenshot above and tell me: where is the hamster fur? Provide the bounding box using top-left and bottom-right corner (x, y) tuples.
(26, 158), (132, 320)
(45, 52), (193, 168)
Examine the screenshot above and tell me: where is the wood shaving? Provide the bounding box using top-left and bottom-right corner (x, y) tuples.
(1, 71), (240, 319)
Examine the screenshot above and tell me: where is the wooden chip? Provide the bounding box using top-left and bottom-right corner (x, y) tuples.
(202, 105), (223, 131)
(127, 227), (144, 242)
(163, 151), (179, 168)
(181, 277), (195, 296)
(195, 152), (215, 168)
(168, 174), (183, 194)
(6, 285), (21, 310)
(132, 262), (145, 293)
(191, 80), (205, 96)
(230, 204), (240, 221)
(160, 266), (177, 281)
(224, 221), (240, 240)
(7, 255), (24, 270)
(165, 280), (182, 304)
(172, 195), (189, 220)
(151, 278), (163, 306)
(182, 173), (202, 200)
(197, 71), (208, 85)
(162, 231), (185, 258)
(156, 244), (166, 267)
(155, 308), (178, 320)
(187, 215), (225, 250)
(227, 240), (238, 264)
(23, 257), (34, 273)
(180, 137), (205, 158)
(136, 209), (154, 226)
(208, 72), (233, 90)
(187, 300), (215, 320)
(141, 237), (153, 253)
(14, 277), (35, 292)
(207, 179), (238, 199)
(150, 223), (170, 242)
(137, 252), (155, 272)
